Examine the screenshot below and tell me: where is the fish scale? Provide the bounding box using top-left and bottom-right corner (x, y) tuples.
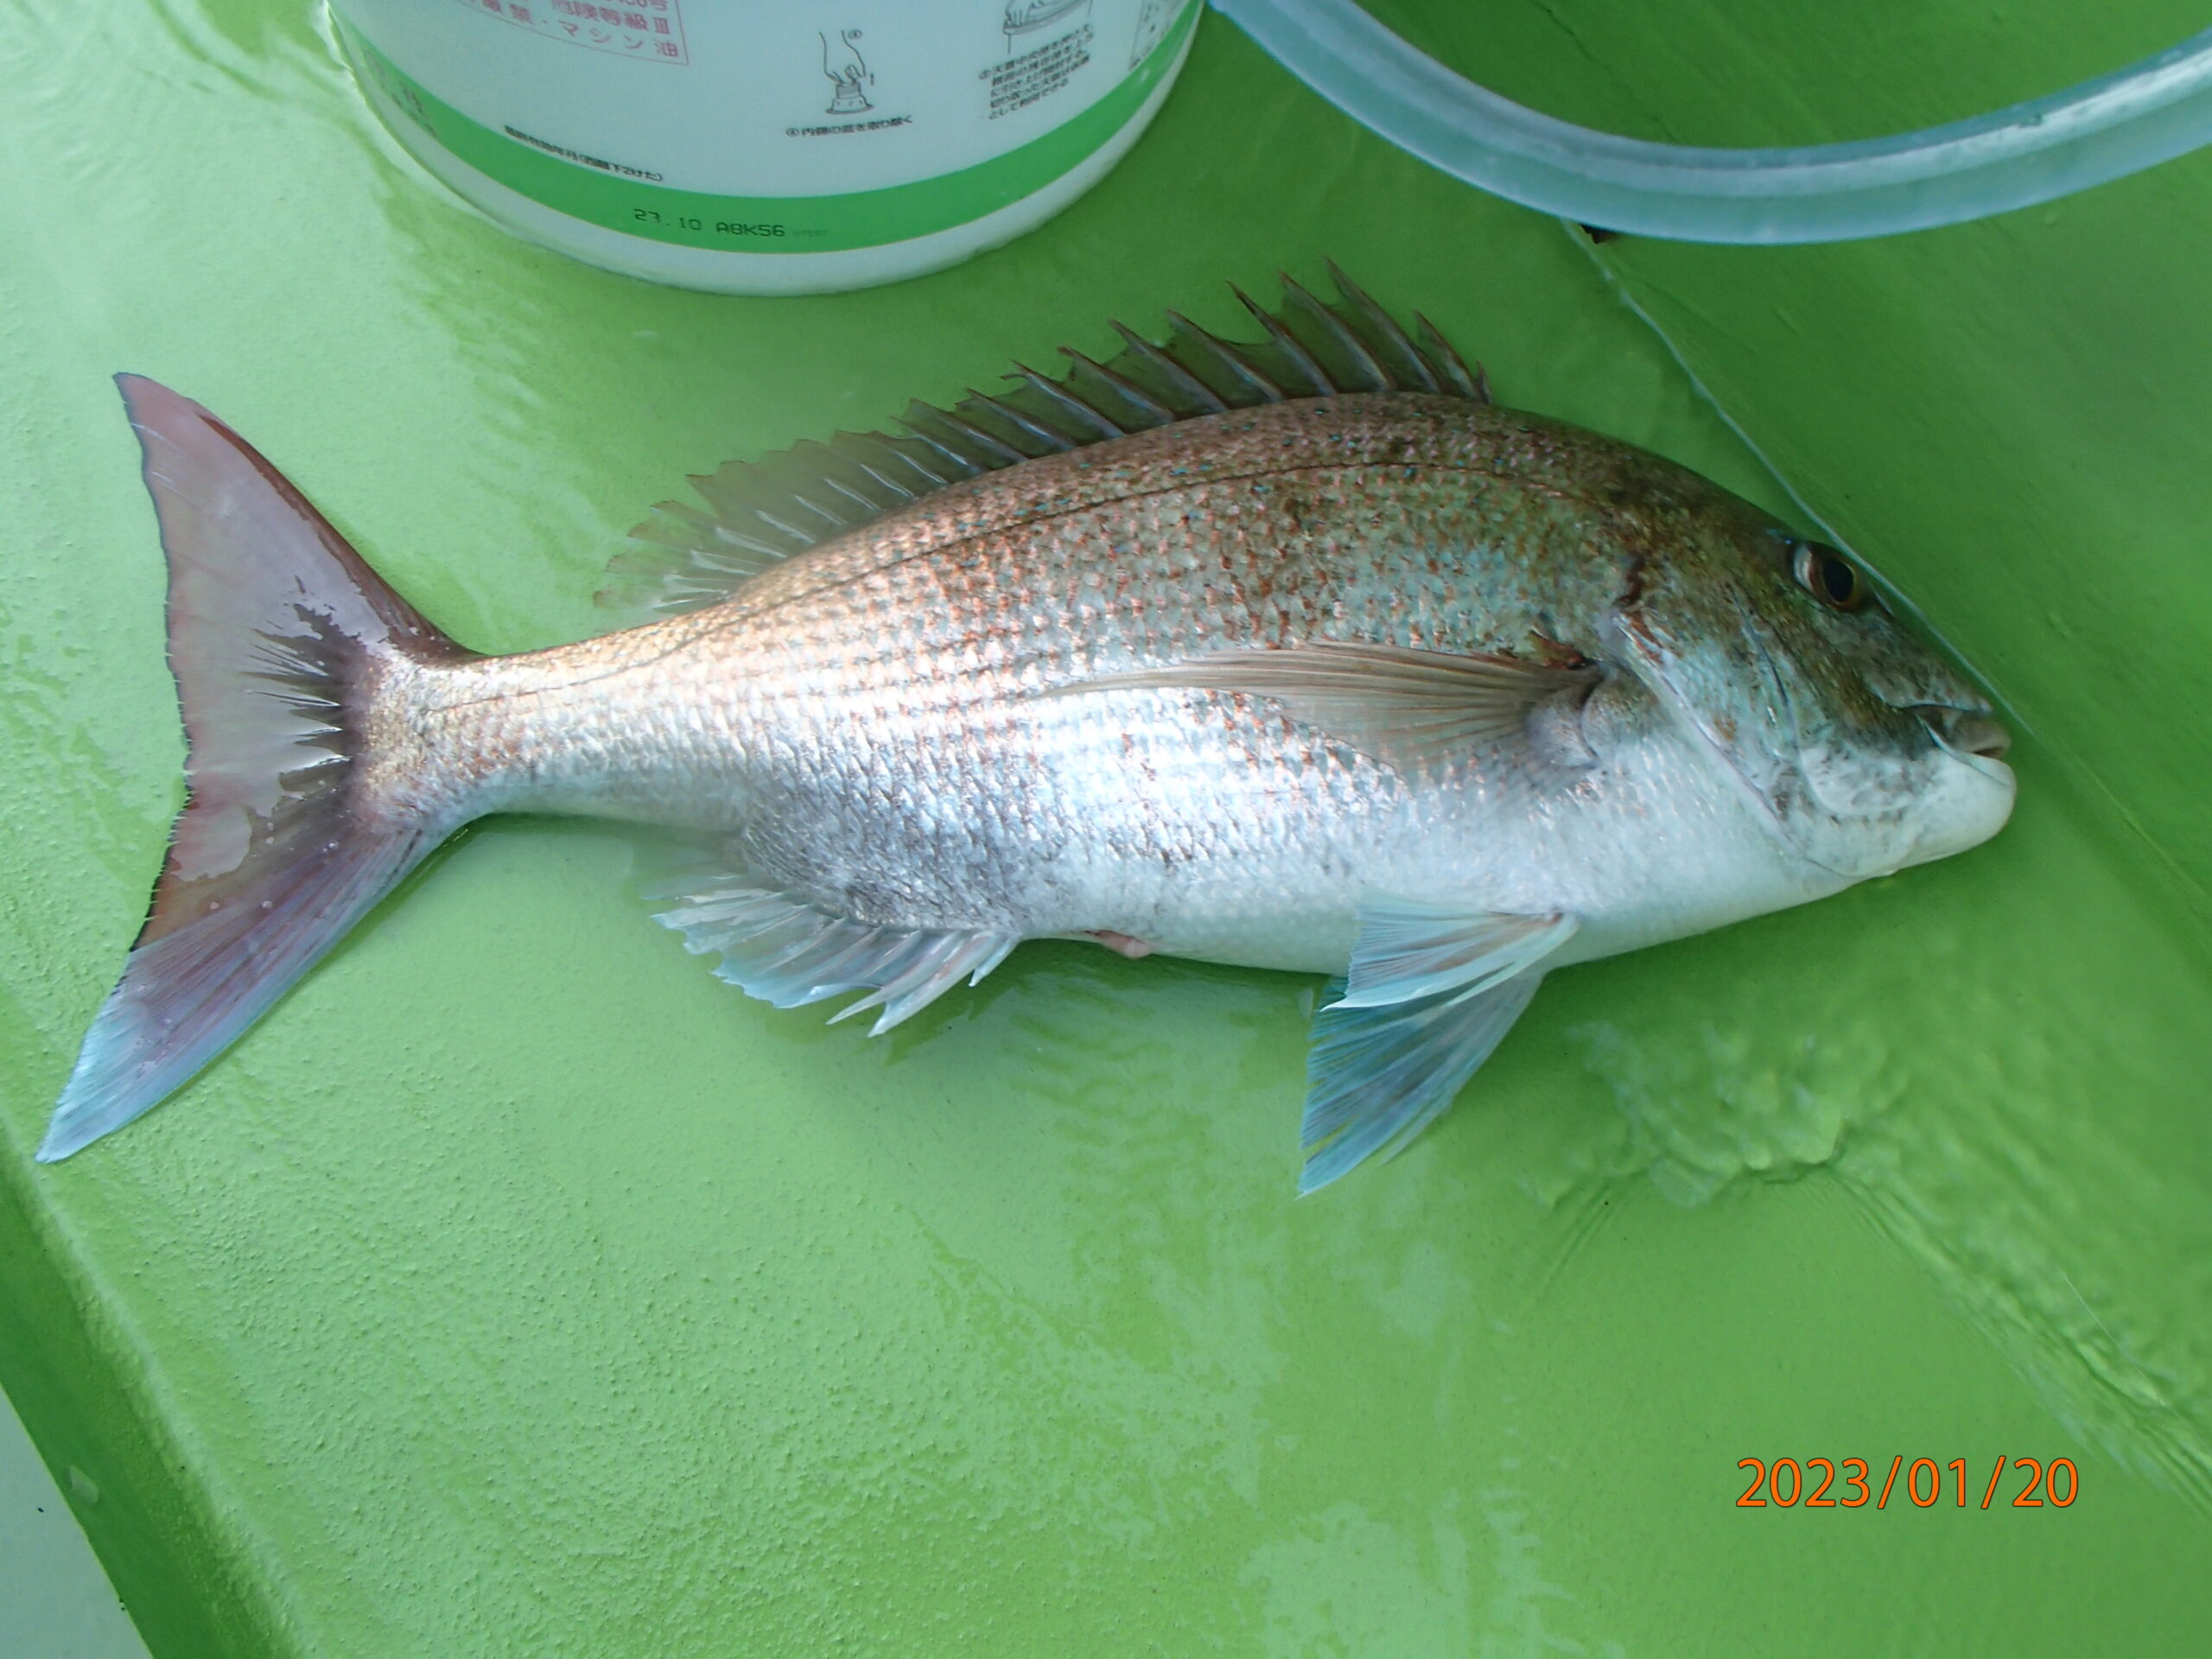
(39, 275), (2014, 1187)
(416, 404), (1611, 928)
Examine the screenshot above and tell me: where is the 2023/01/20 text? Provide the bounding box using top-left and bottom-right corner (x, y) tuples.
(1737, 1456), (2079, 1509)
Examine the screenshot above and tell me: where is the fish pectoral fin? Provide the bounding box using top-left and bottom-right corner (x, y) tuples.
(648, 858), (1018, 1037)
(1298, 901), (1575, 1193)
(1061, 641), (1597, 774)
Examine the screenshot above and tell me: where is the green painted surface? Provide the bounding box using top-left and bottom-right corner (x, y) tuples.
(1, 0), (2208, 1654)
(0, 1376), (152, 1659)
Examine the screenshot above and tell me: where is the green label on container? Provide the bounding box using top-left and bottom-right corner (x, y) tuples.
(345, 4), (1197, 254)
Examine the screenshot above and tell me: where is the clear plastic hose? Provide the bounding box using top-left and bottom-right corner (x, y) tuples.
(1211, 0), (2212, 242)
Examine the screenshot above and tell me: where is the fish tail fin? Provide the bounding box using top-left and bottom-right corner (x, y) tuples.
(38, 376), (474, 1161)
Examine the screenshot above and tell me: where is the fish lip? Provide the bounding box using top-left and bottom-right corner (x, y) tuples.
(1910, 703), (2013, 774)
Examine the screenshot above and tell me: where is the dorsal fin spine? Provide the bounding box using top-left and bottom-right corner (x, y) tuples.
(1061, 348), (1175, 427)
(1110, 323), (1229, 414)
(1281, 274), (1391, 392)
(865, 445), (947, 492)
(820, 475), (887, 518)
(748, 506), (816, 543)
(1414, 314), (1487, 402)
(912, 404), (1027, 467)
(897, 424), (987, 479)
(966, 387), (1075, 454)
(1325, 262), (1439, 393)
(783, 492), (850, 533)
(1166, 309), (1285, 403)
(1014, 365), (1129, 440)
(714, 529), (789, 560)
(601, 270), (1496, 618)
(842, 462), (919, 505)
(836, 429), (943, 493)
(1234, 284), (1333, 397)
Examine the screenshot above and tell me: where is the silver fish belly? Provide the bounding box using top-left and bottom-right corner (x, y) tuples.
(43, 273), (2014, 1185)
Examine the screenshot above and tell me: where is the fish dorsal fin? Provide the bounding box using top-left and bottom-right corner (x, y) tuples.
(599, 264), (1490, 620)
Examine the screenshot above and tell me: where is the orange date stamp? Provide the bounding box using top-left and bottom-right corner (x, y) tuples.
(1737, 1456), (2078, 1509)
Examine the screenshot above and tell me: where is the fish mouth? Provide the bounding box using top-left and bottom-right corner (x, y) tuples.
(1910, 703), (2014, 774)
(1613, 607), (2014, 879)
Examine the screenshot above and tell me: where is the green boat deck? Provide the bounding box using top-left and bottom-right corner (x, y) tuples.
(3, 1), (2209, 1652)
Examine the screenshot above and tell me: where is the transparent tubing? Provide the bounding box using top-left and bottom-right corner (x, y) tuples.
(1211, 0), (2212, 243)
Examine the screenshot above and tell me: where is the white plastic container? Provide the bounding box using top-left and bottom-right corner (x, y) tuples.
(335, 0), (1202, 293)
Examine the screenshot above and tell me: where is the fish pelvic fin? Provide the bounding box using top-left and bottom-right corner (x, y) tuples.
(1297, 901), (1577, 1194)
(598, 265), (1491, 621)
(39, 378), (474, 1161)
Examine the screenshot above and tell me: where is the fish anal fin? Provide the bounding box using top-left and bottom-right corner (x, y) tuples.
(597, 270), (1493, 620)
(1298, 900), (1576, 1192)
(1062, 641), (1598, 775)
(649, 857), (1017, 1037)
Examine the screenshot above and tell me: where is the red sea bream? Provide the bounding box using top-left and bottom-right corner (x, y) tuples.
(41, 273), (2015, 1188)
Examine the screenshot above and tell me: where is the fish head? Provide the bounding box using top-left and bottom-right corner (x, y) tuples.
(1612, 494), (2014, 883)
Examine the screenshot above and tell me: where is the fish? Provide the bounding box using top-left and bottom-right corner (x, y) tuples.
(39, 269), (2016, 1188)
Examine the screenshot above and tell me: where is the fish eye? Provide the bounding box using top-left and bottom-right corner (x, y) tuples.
(1792, 541), (1871, 612)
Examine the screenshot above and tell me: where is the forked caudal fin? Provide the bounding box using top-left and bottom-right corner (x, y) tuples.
(38, 378), (468, 1161)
